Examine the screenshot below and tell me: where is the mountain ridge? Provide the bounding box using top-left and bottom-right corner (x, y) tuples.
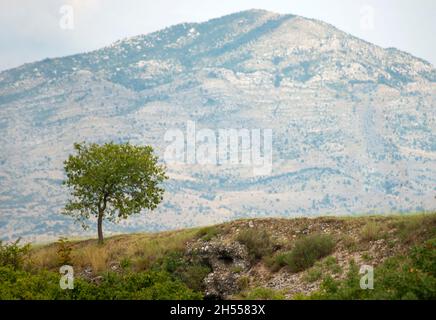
(0, 9), (435, 241)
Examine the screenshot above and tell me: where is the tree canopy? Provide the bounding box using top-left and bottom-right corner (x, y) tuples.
(63, 142), (167, 243)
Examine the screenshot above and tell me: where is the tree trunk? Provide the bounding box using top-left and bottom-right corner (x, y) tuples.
(97, 212), (104, 244)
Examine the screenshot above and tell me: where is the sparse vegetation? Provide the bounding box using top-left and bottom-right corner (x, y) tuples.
(307, 238), (436, 300)
(197, 226), (219, 241)
(237, 276), (250, 290)
(237, 228), (274, 261)
(303, 256), (342, 283)
(277, 234), (335, 273)
(360, 221), (386, 242)
(391, 214), (436, 244)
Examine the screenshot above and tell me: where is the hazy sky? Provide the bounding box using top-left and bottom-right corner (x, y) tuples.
(0, 0), (435, 71)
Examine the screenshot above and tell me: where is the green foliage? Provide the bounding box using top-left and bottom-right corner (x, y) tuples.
(63, 142), (167, 242)
(266, 252), (288, 272)
(120, 258), (132, 270)
(56, 238), (72, 266)
(0, 266), (202, 300)
(237, 228), (274, 261)
(177, 265), (211, 292)
(303, 267), (323, 283)
(197, 226), (219, 241)
(0, 239), (30, 270)
(153, 250), (211, 292)
(0, 266), (66, 300)
(242, 287), (285, 300)
(303, 256), (342, 283)
(309, 239), (436, 300)
(410, 238), (436, 276)
(278, 234), (335, 273)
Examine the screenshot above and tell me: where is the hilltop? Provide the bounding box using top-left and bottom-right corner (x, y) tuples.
(1, 213), (431, 300)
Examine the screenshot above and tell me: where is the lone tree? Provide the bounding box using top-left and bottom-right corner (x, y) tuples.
(63, 142), (167, 244)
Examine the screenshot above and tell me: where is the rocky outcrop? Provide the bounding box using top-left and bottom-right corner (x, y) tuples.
(188, 240), (250, 299)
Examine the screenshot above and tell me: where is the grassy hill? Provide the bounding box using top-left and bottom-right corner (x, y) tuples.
(1, 213), (435, 300)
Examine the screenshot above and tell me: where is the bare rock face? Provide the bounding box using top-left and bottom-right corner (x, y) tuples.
(188, 240), (250, 299)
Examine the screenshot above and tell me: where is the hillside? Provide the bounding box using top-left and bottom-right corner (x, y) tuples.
(1, 213), (434, 300)
(0, 9), (435, 242)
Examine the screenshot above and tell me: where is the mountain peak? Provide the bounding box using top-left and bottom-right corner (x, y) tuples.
(0, 10), (435, 241)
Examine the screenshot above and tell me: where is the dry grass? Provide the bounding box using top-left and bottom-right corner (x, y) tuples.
(29, 227), (201, 273)
(360, 221), (386, 242)
(389, 213), (436, 244)
(28, 245), (58, 270)
(73, 245), (109, 272)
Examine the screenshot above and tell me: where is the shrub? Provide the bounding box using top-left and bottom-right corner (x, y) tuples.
(0, 239), (31, 270)
(0, 266), (72, 299)
(0, 266), (203, 300)
(56, 238), (72, 266)
(87, 271), (203, 300)
(410, 238), (435, 276)
(281, 234), (335, 273)
(153, 250), (211, 292)
(360, 221), (385, 242)
(303, 267), (323, 283)
(237, 228), (274, 261)
(177, 265), (211, 292)
(269, 252), (288, 271)
(120, 258), (132, 270)
(303, 257), (341, 283)
(197, 226), (219, 241)
(237, 276), (250, 290)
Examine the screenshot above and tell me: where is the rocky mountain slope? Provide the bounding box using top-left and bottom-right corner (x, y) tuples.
(0, 9), (435, 241)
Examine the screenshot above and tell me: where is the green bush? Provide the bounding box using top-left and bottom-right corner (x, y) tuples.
(197, 226), (220, 241)
(0, 266), (67, 300)
(303, 257), (342, 283)
(310, 238), (436, 300)
(279, 234), (335, 273)
(153, 250), (211, 292)
(83, 271), (202, 300)
(120, 257), (132, 270)
(0, 266), (203, 300)
(410, 238), (435, 276)
(237, 228), (274, 261)
(177, 265), (211, 292)
(0, 239), (30, 270)
(56, 238), (72, 266)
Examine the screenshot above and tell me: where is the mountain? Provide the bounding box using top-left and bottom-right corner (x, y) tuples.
(0, 9), (435, 241)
